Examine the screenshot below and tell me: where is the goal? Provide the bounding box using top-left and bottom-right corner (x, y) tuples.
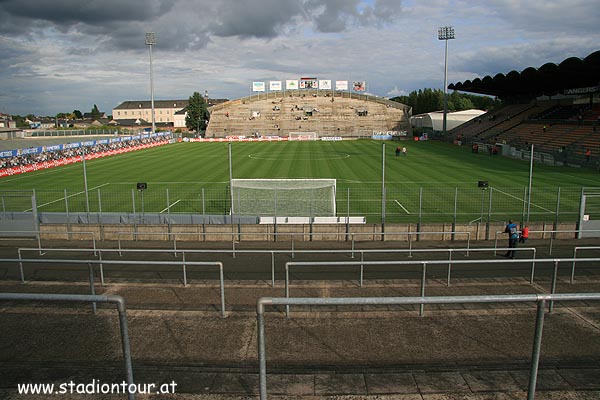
(230, 179), (336, 216)
(288, 132), (318, 141)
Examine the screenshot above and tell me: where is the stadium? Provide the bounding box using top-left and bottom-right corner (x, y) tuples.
(0, 51), (600, 399)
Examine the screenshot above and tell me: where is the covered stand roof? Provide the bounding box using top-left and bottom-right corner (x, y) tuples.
(448, 51), (600, 100)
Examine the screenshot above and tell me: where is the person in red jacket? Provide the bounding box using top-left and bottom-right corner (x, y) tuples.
(519, 225), (529, 244)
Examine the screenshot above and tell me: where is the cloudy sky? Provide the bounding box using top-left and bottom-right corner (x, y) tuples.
(0, 0), (598, 116)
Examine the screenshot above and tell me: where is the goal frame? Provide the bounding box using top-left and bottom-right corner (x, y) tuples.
(230, 178), (337, 217)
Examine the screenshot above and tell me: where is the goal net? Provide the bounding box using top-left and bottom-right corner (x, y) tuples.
(231, 179), (336, 216)
(288, 132), (318, 141)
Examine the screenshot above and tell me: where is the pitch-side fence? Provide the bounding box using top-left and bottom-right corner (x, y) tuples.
(257, 293), (600, 400)
(0, 186), (587, 224)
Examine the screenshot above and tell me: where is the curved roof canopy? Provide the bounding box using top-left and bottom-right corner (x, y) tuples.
(448, 50), (600, 99)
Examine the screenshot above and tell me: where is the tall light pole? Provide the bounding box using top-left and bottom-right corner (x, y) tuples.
(145, 32), (157, 134)
(438, 26), (455, 136)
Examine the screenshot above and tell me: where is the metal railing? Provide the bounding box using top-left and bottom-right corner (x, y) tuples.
(5, 258), (225, 317)
(0, 230), (97, 253)
(571, 246), (600, 283)
(256, 293), (600, 400)
(20, 245), (486, 290)
(493, 229), (600, 255)
(283, 257), (600, 317)
(115, 230), (471, 258)
(0, 293), (135, 400)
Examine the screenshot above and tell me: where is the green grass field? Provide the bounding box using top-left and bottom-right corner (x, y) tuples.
(1, 139), (599, 223)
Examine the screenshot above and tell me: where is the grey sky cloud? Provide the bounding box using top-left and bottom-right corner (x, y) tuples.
(0, 0), (598, 116)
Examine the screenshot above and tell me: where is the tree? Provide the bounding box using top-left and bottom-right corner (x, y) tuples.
(90, 104), (101, 119)
(185, 92), (210, 135)
(73, 110), (83, 119)
(391, 89), (500, 115)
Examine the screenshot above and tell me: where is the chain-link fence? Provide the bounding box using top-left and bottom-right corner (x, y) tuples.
(0, 186), (587, 224)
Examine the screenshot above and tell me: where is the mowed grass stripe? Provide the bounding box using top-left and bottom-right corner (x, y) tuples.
(0, 139), (598, 192)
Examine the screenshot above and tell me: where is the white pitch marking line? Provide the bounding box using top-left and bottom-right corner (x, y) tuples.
(394, 199), (411, 214)
(492, 187), (554, 213)
(160, 199), (181, 214)
(24, 183), (110, 212)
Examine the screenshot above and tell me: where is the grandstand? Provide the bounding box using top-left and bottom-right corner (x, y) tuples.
(448, 50), (600, 167)
(205, 90), (410, 138)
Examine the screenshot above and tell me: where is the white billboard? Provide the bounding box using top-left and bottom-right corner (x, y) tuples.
(286, 79), (298, 90)
(318, 80), (332, 90)
(252, 82), (265, 92)
(269, 81), (282, 91)
(335, 80), (348, 90)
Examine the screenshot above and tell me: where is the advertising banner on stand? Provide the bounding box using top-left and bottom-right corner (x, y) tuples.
(269, 81), (282, 91)
(252, 82), (266, 92)
(335, 80), (349, 91)
(286, 79), (298, 90)
(318, 80), (332, 90)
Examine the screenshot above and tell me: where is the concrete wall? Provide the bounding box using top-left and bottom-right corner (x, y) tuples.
(38, 222), (578, 242)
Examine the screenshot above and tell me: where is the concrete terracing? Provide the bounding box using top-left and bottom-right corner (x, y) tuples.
(0, 238), (599, 399)
(205, 90), (410, 138)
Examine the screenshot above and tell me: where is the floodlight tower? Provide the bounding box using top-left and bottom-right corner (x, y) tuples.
(438, 26), (455, 136)
(145, 32), (157, 134)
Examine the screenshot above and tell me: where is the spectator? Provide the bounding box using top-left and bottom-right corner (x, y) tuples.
(504, 219), (519, 258)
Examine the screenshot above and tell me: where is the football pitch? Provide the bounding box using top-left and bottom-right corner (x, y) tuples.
(0, 139), (599, 223)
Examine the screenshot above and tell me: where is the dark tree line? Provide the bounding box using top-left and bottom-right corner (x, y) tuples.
(391, 88), (500, 116)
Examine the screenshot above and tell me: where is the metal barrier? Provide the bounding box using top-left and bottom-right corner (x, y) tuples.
(283, 257), (600, 317)
(0, 230), (97, 254)
(115, 230), (472, 259)
(0, 293), (135, 400)
(494, 229), (600, 255)
(256, 293), (600, 400)
(571, 246), (600, 283)
(21, 245), (495, 290)
(5, 258), (225, 317)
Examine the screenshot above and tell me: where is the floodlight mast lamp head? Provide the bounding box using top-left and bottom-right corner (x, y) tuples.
(438, 26), (455, 137)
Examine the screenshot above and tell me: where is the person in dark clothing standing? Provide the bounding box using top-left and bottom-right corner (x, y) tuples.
(504, 219), (519, 258)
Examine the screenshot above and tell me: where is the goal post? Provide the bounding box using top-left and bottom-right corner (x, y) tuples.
(230, 179), (336, 217)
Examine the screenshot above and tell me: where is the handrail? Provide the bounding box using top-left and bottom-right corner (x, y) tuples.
(6, 258), (225, 317)
(571, 246), (600, 283)
(0, 293), (135, 400)
(115, 230), (471, 259)
(0, 230), (97, 254)
(256, 293), (600, 400)
(283, 257), (600, 317)
(493, 229), (600, 255)
(20, 245), (505, 290)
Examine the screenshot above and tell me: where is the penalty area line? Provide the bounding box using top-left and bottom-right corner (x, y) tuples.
(160, 199), (181, 213)
(24, 183), (110, 212)
(394, 199), (411, 214)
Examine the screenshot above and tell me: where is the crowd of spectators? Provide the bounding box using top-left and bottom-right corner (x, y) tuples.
(0, 135), (169, 169)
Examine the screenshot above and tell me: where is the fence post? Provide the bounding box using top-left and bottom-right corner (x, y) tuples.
(417, 188), (423, 241)
(554, 187), (561, 239)
(549, 260), (559, 313)
(98, 188), (104, 240)
(419, 262), (427, 316)
(486, 187), (493, 240)
(88, 263), (97, 314)
(64, 189), (71, 240)
(527, 299), (546, 400)
(452, 187), (458, 241)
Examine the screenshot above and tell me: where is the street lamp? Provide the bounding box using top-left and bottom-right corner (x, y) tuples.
(145, 32), (157, 135)
(438, 26), (455, 136)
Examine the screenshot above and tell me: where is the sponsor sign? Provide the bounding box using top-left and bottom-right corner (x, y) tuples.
(286, 79), (298, 90)
(318, 80), (332, 90)
(252, 81), (266, 92)
(335, 80), (348, 90)
(300, 77), (318, 89)
(320, 136), (343, 141)
(269, 81), (282, 91)
(353, 81), (366, 91)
